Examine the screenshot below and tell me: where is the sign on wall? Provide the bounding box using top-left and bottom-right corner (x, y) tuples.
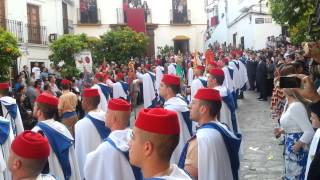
(75, 50), (93, 73)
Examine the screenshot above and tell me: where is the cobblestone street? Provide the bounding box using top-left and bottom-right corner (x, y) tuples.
(239, 91), (284, 180)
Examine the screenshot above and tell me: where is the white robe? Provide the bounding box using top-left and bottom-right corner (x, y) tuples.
(155, 65), (164, 93)
(222, 66), (236, 93)
(84, 129), (135, 180)
(190, 76), (207, 102)
(164, 96), (191, 164)
(150, 164), (192, 180)
(0, 96), (24, 136)
(187, 68), (194, 86)
(0, 117), (14, 180)
(136, 72), (156, 108)
(92, 83), (110, 112)
(74, 110), (106, 179)
(112, 82), (128, 100)
(229, 60), (248, 90)
(197, 121), (233, 180)
(35, 174), (56, 180)
(305, 128), (320, 179)
(168, 63), (176, 75)
(32, 119), (81, 180)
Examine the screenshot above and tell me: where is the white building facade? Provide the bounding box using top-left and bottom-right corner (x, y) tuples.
(1, 0), (74, 72)
(205, 0), (281, 50)
(73, 0), (208, 56)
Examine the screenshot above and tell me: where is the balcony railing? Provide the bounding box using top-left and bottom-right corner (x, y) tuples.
(77, 8), (101, 25)
(170, 9), (191, 24)
(0, 18), (24, 42)
(26, 24), (47, 45)
(116, 8), (152, 24)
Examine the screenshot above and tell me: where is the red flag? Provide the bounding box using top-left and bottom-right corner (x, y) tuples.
(126, 8), (146, 33)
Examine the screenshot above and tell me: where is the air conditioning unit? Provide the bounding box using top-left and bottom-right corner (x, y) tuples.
(49, 33), (58, 43)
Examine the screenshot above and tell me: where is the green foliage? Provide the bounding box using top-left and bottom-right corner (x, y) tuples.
(60, 65), (80, 80)
(0, 28), (21, 82)
(157, 45), (174, 57)
(99, 27), (149, 64)
(269, 0), (319, 44)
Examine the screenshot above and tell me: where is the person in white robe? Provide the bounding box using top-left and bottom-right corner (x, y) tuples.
(129, 108), (192, 180)
(229, 51), (248, 99)
(190, 66), (207, 101)
(179, 88), (241, 180)
(168, 57), (177, 75)
(75, 88), (109, 179)
(187, 62), (194, 87)
(207, 68), (240, 133)
(112, 73), (130, 101)
(0, 82), (24, 137)
(136, 67), (156, 108)
(0, 117), (14, 180)
(221, 58), (236, 94)
(155, 60), (164, 94)
(8, 130), (56, 180)
(91, 72), (111, 112)
(84, 98), (140, 180)
(305, 103), (320, 179)
(159, 74), (192, 164)
(32, 94), (80, 180)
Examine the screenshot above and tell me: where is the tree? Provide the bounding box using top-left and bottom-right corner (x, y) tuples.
(0, 28), (21, 82)
(99, 27), (149, 64)
(269, 0), (319, 44)
(157, 45), (174, 58)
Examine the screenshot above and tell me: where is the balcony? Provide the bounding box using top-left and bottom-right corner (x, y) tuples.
(77, 8), (101, 25)
(26, 24), (47, 45)
(116, 8), (152, 24)
(170, 9), (191, 25)
(0, 18), (24, 43)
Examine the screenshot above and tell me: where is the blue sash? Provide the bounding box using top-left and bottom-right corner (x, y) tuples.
(181, 111), (193, 137)
(199, 78), (207, 88)
(178, 135), (196, 169)
(0, 119), (10, 145)
(97, 84), (111, 101)
(62, 111), (77, 119)
(105, 138), (143, 180)
(2, 103), (18, 136)
(119, 81), (130, 101)
(233, 61), (239, 70)
(201, 123), (241, 180)
(231, 91), (237, 109)
(222, 91), (238, 133)
(37, 122), (73, 180)
(86, 114), (111, 140)
(228, 67), (234, 80)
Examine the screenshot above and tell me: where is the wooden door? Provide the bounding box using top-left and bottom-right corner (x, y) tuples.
(0, 0), (5, 28)
(62, 2), (68, 34)
(27, 4), (40, 43)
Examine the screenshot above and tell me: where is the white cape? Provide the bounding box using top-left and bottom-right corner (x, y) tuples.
(0, 117), (14, 180)
(155, 65), (164, 93)
(136, 72), (156, 108)
(112, 82), (128, 100)
(0, 96), (24, 136)
(229, 60), (247, 89)
(197, 121), (233, 180)
(187, 68), (194, 86)
(92, 83), (110, 112)
(84, 129), (136, 180)
(36, 174), (57, 180)
(190, 76), (207, 102)
(305, 128), (320, 179)
(74, 110), (106, 179)
(168, 63), (176, 75)
(222, 66), (236, 93)
(32, 119), (81, 180)
(164, 96), (191, 164)
(150, 164), (192, 180)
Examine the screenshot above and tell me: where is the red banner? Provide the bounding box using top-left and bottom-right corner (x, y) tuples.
(126, 8), (146, 33)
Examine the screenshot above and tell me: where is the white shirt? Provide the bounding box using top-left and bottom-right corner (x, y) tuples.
(155, 65), (164, 93)
(305, 128), (320, 179)
(168, 63), (176, 75)
(32, 67), (41, 80)
(150, 164), (192, 180)
(92, 83), (110, 112)
(187, 67), (194, 86)
(75, 110), (106, 179)
(280, 102), (314, 143)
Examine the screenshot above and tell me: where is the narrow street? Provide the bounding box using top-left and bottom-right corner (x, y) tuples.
(239, 91), (284, 180)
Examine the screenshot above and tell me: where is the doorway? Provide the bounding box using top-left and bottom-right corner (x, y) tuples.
(174, 40), (189, 55)
(240, 36), (245, 49)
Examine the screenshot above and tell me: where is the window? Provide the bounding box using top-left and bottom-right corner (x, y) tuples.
(79, 0), (98, 24)
(172, 0), (189, 24)
(265, 18), (272, 23)
(62, 2), (69, 34)
(27, 4), (41, 43)
(255, 18), (264, 24)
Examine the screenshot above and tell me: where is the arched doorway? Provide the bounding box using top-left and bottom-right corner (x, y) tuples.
(173, 35), (189, 55)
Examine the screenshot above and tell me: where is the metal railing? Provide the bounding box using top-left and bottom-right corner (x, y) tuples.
(116, 8), (152, 24)
(170, 9), (191, 24)
(77, 8), (101, 24)
(0, 18), (24, 42)
(26, 24), (47, 45)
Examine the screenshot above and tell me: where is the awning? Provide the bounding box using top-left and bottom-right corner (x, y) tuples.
(173, 35), (190, 41)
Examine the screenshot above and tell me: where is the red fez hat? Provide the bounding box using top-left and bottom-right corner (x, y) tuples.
(11, 130), (50, 159)
(135, 108), (180, 135)
(231, 50), (237, 57)
(108, 98), (131, 111)
(145, 64), (151, 70)
(0, 82), (9, 89)
(196, 65), (205, 71)
(117, 73), (124, 80)
(95, 72), (104, 79)
(194, 88), (221, 101)
(61, 79), (71, 85)
(208, 60), (218, 68)
(83, 88), (99, 97)
(222, 58), (229, 64)
(162, 74), (180, 86)
(209, 68), (224, 77)
(36, 93), (59, 106)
